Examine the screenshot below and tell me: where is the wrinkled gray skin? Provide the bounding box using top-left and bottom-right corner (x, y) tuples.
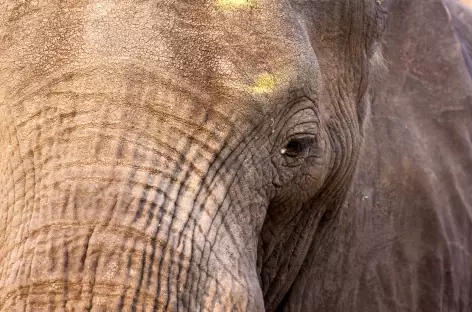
(0, 0), (471, 311)
(283, 0), (472, 311)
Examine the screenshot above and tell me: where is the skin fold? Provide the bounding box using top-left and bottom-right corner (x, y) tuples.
(0, 0), (470, 311)
(444, 0), (472, 77)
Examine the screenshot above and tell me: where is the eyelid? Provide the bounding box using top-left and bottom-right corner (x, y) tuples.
(286, 132), (317, 139)
(284, 123), (319, 141)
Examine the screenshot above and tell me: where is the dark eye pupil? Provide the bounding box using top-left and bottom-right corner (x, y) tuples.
(284, 139), (305, 157)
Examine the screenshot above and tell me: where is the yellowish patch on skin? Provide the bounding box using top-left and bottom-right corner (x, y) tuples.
(461, 0), (472, 9)
(250, 72), (279, 94)
(215, 0), (253, 11)
(90, 1), (115, 18)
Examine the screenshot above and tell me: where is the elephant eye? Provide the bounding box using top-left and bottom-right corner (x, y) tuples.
(281, 137), (315, 158)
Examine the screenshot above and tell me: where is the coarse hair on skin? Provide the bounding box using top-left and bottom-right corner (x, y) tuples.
(357, 41), (389, 136)
(369, 0), (391, 85)
(369, 41), (390, 88)
(355, 0), (390, 134)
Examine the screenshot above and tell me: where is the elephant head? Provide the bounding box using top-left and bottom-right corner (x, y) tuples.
(0, 0), (387, 311)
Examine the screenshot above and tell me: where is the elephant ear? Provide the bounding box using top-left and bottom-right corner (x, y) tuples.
(443, 0), (472, 78)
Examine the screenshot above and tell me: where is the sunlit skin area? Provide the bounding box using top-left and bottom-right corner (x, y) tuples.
(216, 0), (254, 10)
(462, 0), (472, 8)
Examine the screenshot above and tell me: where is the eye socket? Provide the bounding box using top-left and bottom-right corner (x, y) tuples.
(281, 137), (315, 158)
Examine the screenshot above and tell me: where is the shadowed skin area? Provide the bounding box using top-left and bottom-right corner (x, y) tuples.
(0, 1), (385, 310)
(280, 0), (472, 311)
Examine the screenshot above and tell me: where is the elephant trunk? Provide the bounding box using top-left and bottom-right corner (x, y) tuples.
(0, 86), (263, 311)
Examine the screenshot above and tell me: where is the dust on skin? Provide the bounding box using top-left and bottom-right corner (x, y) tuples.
(217, 68), (291, 96)
(251, 72), (279, 94)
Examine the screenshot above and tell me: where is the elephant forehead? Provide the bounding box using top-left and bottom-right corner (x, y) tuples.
(2, 0), (317, 121)
(77, 0), (312, 113)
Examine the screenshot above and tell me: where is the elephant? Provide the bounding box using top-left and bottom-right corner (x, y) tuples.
(282, 0), (472, 311)
(0, 0), (471, 311)
(444, 0), (472, 77)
